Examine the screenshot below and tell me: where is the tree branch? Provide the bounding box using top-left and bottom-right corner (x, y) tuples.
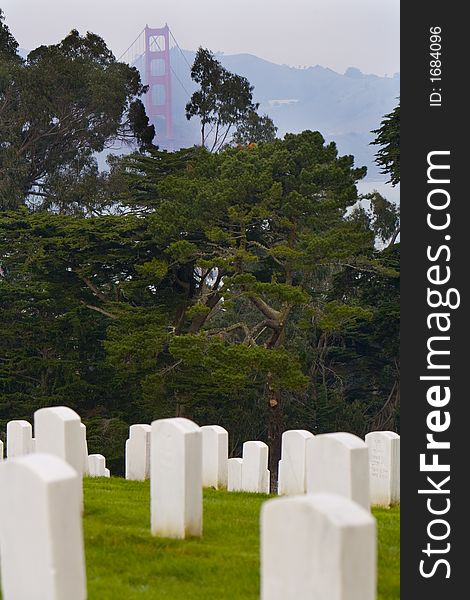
(248, 294), (281, 322)
(251, 319), (279, 338)
(387, 226), (400, 248)
(248, 240), (285, 267)
(81, 303), (118, 319)
(77, 275), (109, 302)
(215, 124), (233, 152)
(206, 322), (251, 340)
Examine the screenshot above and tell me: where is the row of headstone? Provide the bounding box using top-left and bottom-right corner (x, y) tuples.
(2, 410), (398, 509)
(148, 415), (378, 595)
(142, 419), (398, 506)
(125, 422), (229, 489)
(278, 430), (370, 509)
(0, 419), (378, 599)
(1, 410), (111, 478)
(277, 429), (400, 508)
(227, 440), (270, 493)
(261, 492), (376, 599)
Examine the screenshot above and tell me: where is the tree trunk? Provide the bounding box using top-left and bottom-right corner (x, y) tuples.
(266, 374), (283, 493)
(175, 395), (185, 418)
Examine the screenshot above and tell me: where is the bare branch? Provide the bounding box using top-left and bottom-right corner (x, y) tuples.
(77, 274), (109, 302)
(81, 303), (118, 320)
(387, 226), (400, 248)
(158, 359), (183, 375)
(248, 294), (281, 322)
(206, 321), (251, 340)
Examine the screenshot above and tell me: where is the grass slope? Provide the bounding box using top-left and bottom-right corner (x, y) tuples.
(83, 478), (399, 599)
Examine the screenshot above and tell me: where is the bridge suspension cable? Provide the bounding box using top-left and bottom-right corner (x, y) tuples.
(118, 26), (192, 101)
(117, 28), (145, 64)
(169, 28), (193, 71)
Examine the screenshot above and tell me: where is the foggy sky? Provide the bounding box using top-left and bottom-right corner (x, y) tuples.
(2, 0), (399, 75)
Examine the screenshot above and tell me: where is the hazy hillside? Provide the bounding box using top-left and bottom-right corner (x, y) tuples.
(164, 49), (400, 180)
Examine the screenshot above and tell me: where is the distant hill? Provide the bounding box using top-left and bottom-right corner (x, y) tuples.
(163, 49), (400, 180)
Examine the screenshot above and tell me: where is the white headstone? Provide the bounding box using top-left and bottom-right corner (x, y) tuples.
(104, 468), (110, 478)
(306, 432), (370, 510)
(261, 493), (376, 600)
(0, 453), (87, 600)
(278, 429), (314, 495)
(0, 440), (3, 461)
(80, 423), (89, 476)
(201, 425), (228, 489)
(125, 424), (151, 481)
(241, 441), (270, 493)
(151, 417), (202, 539)
(6, 420), (34, 458)
(88, 454), (107, 477)
(34, 407), (83, 476)
(227, 457), (243, 492)
(365, 431), (400, 507)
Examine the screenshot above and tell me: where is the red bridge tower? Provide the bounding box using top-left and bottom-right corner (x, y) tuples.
(144, 25), (173, 143)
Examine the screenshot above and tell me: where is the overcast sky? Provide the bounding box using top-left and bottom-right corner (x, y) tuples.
(2, 0), (399, 75)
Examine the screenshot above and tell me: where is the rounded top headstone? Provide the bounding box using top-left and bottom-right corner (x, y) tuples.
(282, 429), (313, 441)
(0, 453), (78, 484)
(200, 425), (228, 434)
(152, 417), (199, 434)
(35, 406), (81, 423)
(313, 432), (367, 449)
(366, 430), (399, 440)
(263, 492), (375, 528)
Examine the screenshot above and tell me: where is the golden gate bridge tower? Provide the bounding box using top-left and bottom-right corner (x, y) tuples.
(119, 24), (192, 149)
(144, 25), (172, 141)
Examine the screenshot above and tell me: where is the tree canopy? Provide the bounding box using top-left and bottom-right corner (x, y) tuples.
(0, 27), (154, 210)
(1, 131), (399, 479)
(185, 48), (277, 150)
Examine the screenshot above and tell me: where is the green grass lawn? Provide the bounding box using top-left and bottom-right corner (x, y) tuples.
(83, 477), (400, 599)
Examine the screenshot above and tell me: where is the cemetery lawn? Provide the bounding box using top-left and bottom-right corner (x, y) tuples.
(83, 478), (400, 599)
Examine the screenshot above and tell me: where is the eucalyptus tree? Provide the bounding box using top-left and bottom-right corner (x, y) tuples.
(0, 25), (154, 210)
(186, 47), (276, 151)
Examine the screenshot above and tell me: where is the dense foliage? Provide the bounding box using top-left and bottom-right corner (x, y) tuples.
(186, 48), (277, 150)
(0, 19), (154, 210)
